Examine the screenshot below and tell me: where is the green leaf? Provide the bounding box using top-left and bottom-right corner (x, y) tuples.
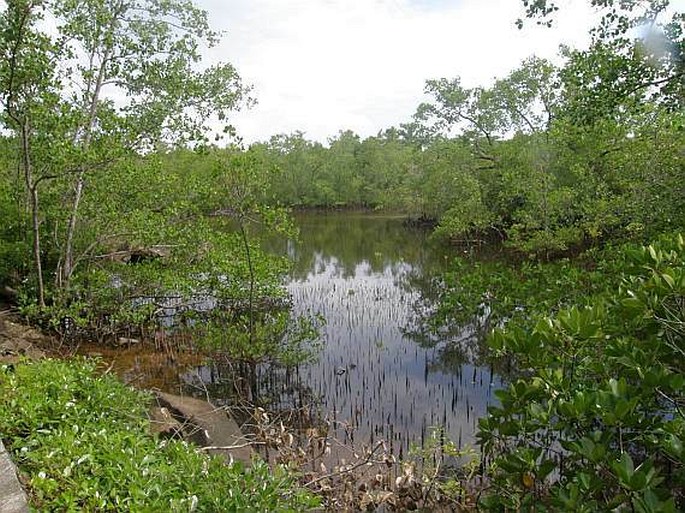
(612, 452), (635, 486)
(661, 272), (675, 289)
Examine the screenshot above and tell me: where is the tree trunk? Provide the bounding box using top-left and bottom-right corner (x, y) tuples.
(4, 3), (44, 307)
(62, 172), (84, 285)
(240, 223), (255, 346)
(61, 44), (111, 286)
(21, 122), (45, 308)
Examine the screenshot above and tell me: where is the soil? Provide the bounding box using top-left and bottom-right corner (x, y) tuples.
(0, 305), (51, 365)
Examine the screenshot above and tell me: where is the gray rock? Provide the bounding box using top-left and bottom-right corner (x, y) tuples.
(116, 337), (140, 346)
(148, 406), (184, 439)
(0, 440), (29, 513)
(153, 391), (254, 465)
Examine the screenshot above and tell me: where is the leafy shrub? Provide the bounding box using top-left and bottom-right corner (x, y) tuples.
(0, 178), (28, 287)
(478, 234), (685, 511)
(425, 242), (632, 345)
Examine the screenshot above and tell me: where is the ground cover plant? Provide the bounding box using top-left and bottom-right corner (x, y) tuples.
(0, 358), (319, 512)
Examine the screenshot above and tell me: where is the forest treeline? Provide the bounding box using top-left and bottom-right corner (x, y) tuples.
(1, 0), (683, 327)
(251, 44), (683, 254)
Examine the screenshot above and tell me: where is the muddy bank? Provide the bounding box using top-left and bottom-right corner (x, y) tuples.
(0, 309), (253, 469)
(0, 309), (48, 365)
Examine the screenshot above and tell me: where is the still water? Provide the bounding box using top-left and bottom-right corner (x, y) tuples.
(267, 212), (501, 454)
(91, 212), (502, 455)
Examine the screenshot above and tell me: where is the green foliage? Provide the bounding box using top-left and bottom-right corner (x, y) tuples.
(0, 0), (251, 309)
(255, 129), (418, 210)
(248, 41), (683, 258)
(406, 139), (483, 224)
(427, 240), (638, 342)
(0, 169), (28, 285)
(0, 358), (319, 511)
(519, 0), (684, 58)
(399, 1), (683, 254)
(477, 234), (685, 510)
(412, 47), (684, 254)
(14, 146), (296, 345)
(197, 311), (324, 367)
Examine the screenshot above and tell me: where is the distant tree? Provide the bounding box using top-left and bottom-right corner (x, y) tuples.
(256, 132), (326, 207)
(324, 130), (363, 206)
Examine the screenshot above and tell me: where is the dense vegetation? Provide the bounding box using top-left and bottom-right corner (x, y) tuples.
(427, 3), (682, 509)
(0, 0), (683, 510)
(251, 2), (683, 257)
(481, 235), (684, 511)
(0, 358), (319, 511)
(419, 234), (683, 510)
(255, 68), (683, 254)
(0, 0), (323, 364)
(1, 0), (682, 331)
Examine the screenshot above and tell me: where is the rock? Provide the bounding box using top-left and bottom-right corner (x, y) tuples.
(152, 391), (254, 465)
(148, 406), (183, 439)
(128, 246), (171, 264)
(0, 440), (29, 513)
(0, 320), (46, 364)
(2, 321), (47, 345)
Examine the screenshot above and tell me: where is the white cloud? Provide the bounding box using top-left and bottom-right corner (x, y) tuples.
(200, 0), (599, 143)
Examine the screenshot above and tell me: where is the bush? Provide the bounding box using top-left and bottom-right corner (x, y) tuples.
(477, 234), (685, 511)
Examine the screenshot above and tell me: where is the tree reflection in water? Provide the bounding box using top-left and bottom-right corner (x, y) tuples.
(263, 213), (502, 454)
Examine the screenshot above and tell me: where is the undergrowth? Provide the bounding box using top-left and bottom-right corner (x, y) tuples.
(0, 358), (319, 512)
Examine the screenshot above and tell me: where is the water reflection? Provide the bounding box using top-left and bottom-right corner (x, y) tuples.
(283, 213), (500, 453)
(179, 212), (501, 453)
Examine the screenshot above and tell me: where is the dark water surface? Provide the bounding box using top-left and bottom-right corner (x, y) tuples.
(267, 212), (501, 454)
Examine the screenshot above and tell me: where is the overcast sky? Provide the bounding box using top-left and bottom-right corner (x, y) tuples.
(199, 0), (602, 144)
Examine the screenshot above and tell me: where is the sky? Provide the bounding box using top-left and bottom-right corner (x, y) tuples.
(198, 0), (601, 144)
